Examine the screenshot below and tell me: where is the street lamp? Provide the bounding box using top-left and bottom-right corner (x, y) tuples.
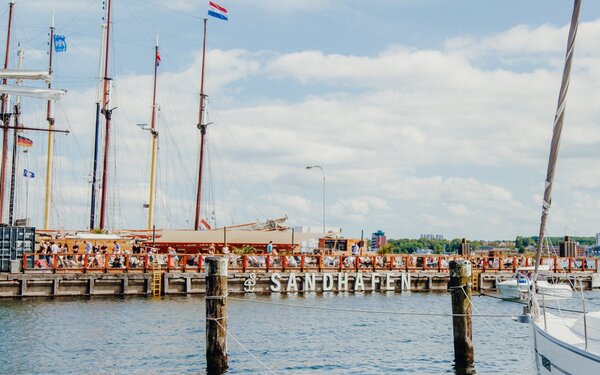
(306, 165), (325, 233)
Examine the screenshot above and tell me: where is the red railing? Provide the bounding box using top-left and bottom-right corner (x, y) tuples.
(20, 253), (599, 274)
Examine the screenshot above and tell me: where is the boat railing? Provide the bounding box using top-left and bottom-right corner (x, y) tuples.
(19, 252), (600, 274)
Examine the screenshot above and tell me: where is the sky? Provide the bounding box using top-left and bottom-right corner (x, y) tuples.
(1, 0), (600, 241)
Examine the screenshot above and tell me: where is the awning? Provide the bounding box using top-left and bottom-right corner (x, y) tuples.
(156, 229), (323, 245)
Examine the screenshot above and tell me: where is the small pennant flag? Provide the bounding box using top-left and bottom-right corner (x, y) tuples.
(156, 50), (161, 67)
(54, 35), (67, 53)
(23, 169), (35, 178)
(208, 1), (228, 21)
(17, 135), (33, 148)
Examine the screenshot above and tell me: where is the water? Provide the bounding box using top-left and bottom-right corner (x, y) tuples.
(1, 292), (596, 374)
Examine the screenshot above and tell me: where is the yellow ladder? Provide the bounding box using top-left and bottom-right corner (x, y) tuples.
(471, 270), (481, 292)
(151, 259), (162, 297)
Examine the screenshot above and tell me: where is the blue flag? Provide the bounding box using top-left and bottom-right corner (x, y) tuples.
(23, 169), (34, 178)
(54, 35), (67, 53)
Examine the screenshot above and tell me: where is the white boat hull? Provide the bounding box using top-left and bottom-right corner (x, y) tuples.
(538, 282), (573, 299)
(497, 281), (526, 299)
(497, 279), (572, 300)
(531, 316), (600, 374)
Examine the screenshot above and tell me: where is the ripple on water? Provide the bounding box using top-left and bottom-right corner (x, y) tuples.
(4, 291), (596, 374)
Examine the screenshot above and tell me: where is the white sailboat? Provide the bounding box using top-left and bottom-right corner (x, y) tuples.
(525, 0), (600, 373)
(496, 265), (572, 300)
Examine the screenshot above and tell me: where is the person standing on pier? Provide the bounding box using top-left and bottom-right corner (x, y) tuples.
(267, 241), (273, 254)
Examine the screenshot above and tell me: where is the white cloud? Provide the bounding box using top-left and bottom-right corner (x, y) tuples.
(8, 9), (600, 241)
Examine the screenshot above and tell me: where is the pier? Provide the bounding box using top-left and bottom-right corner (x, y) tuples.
(0, 253), (598, 298)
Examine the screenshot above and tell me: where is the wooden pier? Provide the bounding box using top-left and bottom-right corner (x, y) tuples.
(0, 253), (599, 298)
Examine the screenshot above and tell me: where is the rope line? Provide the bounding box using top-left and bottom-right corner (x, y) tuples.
(478, 292), (585, 314)
(206, 316), (228, 321)
(205, 295), (228, 300)
(460, 287), (529, 339)
(226, 296), (516, 318)
(214, 320), (277, 375)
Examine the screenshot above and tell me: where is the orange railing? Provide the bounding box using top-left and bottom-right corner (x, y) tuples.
(21, 253), (599, 274)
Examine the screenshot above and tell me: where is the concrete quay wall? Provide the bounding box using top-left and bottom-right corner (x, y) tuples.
(0, 271), (598, 298)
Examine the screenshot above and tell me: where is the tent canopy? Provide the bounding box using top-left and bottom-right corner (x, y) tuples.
(156, 229), (322, 245)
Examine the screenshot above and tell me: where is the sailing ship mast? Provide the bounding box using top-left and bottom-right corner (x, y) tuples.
(99, 0), (113, 230)
(8, 47), (23, 226)
(194, 18), (208, 231)
(534, 0), (581, 274)
(90, 23), (107, 229)
(147, 32), (159, 230)
(43, 14), (55, 229)
(0, 0), (15, 223)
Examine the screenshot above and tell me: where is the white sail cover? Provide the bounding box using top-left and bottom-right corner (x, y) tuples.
(0, 69), (52, 82)
(0, 84), (65, 100)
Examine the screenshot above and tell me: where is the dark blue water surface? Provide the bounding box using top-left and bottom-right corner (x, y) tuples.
(3, 291), (596, 374)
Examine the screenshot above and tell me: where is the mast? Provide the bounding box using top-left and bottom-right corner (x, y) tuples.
(534, 0), (581, 274)
(147, 32), (159, 230)
(8, 47), (23, 226)
(194, 18), (208, 231)
(0, 0), (15, 223)
(99, 0), (112, 230)
(90, 23), (107, 229)
(43, 14), (55, 229)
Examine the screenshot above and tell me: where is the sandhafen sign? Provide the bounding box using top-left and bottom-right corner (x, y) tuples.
(247, 272), (412, 293)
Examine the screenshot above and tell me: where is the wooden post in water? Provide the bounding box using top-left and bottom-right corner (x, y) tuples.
(206, 256), (228, 374)
(448, 260), (474, 369)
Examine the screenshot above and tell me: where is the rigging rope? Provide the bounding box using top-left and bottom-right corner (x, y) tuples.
(459, 286), (529, 339)
(214, 320), (277, 375)
(226, 296), (517, 318)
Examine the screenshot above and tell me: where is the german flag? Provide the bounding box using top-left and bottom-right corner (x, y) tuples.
(17, 135), (33, 148)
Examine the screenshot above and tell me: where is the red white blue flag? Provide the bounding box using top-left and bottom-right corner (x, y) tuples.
(208, 1), (228, 21)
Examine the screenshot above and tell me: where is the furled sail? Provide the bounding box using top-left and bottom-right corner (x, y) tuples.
(0, 69), (52, 82)
(534, 0), (581, 275)
(0, 84), (65, 100)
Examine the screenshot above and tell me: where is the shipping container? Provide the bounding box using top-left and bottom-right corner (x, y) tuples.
(0, 226), (35, 272)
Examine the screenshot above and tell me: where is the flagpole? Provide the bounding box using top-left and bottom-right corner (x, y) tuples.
(24, 149), (29, 223)
(147, 31), (159, 230)
(0, 0), (15, 224)
(43, 13), (55, 229)
(194, 18), (208, 231)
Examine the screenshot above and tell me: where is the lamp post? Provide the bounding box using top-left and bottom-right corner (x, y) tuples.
(306, 165), (325, 234)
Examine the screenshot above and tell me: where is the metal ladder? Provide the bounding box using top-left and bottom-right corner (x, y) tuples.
(151, 258), (162, 297)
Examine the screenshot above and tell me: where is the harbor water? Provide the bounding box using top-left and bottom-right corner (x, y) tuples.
(2, 292), (598, 374)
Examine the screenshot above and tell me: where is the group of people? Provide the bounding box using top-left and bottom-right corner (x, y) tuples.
(33, 240), (146, 269)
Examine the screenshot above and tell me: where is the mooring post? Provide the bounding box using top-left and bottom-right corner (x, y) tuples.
(205, 256), (228, 374)
(448, 260), (474, 369)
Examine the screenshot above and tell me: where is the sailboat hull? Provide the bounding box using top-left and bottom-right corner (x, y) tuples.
(531, 316), (600, 374)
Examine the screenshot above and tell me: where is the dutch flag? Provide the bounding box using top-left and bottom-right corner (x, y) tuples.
(208, 1), (228, 21)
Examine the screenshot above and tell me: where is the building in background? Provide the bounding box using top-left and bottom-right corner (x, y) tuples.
(420, 233), (444, 241)
(371, 230), (387, 252)
(596, 233), (600, 246)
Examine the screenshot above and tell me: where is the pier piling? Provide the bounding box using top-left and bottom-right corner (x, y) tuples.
(448, 260), (474, 369)
(205, 256), (228, 374)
